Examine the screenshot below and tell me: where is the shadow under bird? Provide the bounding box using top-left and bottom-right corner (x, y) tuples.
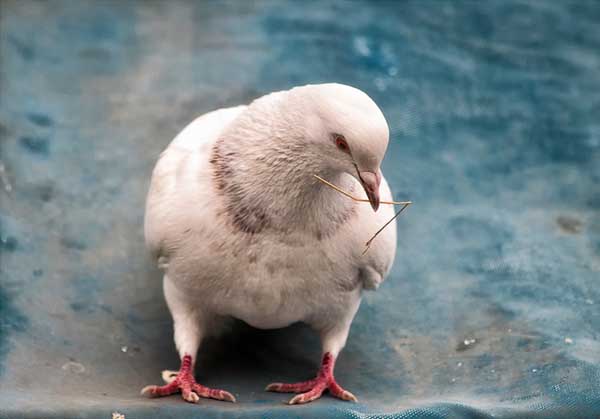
(142, 83), (398, 405)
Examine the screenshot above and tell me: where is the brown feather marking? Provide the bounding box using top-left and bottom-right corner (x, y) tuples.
(210, 140), (270, 234)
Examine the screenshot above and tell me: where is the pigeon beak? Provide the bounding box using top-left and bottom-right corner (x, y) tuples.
(358, 170), (381, 212)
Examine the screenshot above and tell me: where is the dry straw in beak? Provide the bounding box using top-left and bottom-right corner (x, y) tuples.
(313, 174), (411, 254)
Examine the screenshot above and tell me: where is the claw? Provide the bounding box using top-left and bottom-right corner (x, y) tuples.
(287, 382), (327, 405)
(140, 385), (156, 397)
(220, 391), (237, 403)
(141, 380), (179, 398)
(266, 378), (318, 393)
(267, 352), (356, 405)
(340, 390), (358, 402)
(182, 390), (200, 404)
(141, 354), (235, 403)
(192, 384), (237, 402)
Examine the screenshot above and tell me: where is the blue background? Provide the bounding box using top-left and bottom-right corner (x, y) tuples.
(1, 1), (599, 418)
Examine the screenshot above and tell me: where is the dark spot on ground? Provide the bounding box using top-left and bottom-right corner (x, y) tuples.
(486, 305), (516, 321)
(19, 136), (49, 156)
(517, 337), (534, 349)
(36, 184), (55, 202)
(100, 304), (113, 314)
(33, 269), (43, 277)
(556, 215), (583, 234)
(27, 113), (53, 127)
(0, 284), (28, 374)
(8, 36), (34, 61)
(0, 236), (18, 252)
(60, 237), (87, 250)
(69, 302), (87, 312)
(69, 276), (101, 313)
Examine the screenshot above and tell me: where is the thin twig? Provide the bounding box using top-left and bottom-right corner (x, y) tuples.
(313, 175), (411, 205)
(313, 174), (412, 254)
(362, 202), (411, 255)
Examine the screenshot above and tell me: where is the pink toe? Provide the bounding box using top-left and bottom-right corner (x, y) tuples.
(266, 379), (318, 393)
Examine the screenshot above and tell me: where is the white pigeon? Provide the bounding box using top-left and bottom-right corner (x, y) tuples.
(141, 83), (397, 405)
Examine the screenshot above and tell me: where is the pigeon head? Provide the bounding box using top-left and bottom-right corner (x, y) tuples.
(290, 84), (389, 211)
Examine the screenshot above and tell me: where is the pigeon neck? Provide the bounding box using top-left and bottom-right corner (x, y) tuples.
(211, 132), (356, 237)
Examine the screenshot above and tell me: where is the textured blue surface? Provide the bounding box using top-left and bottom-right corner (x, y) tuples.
(1, 1), (599, 418)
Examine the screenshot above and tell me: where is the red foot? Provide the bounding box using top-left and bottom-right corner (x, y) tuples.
(266, 352), (357, 405)
(141, 354), (236, 403)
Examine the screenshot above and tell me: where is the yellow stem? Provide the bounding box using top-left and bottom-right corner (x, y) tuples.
(313, 175), (411, 205)
(313, 174), (412, 255)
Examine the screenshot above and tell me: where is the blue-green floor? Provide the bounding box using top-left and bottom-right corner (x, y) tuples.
(1, 1), (599, 418)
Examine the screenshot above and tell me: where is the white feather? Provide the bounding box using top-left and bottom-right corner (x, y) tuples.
(145, 84), (397, 358)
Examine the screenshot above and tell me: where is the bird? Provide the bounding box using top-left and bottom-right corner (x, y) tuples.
(140, 83), (398, 405)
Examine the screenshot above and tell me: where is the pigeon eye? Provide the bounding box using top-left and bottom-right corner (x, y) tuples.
(333, 134), (350, 154)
